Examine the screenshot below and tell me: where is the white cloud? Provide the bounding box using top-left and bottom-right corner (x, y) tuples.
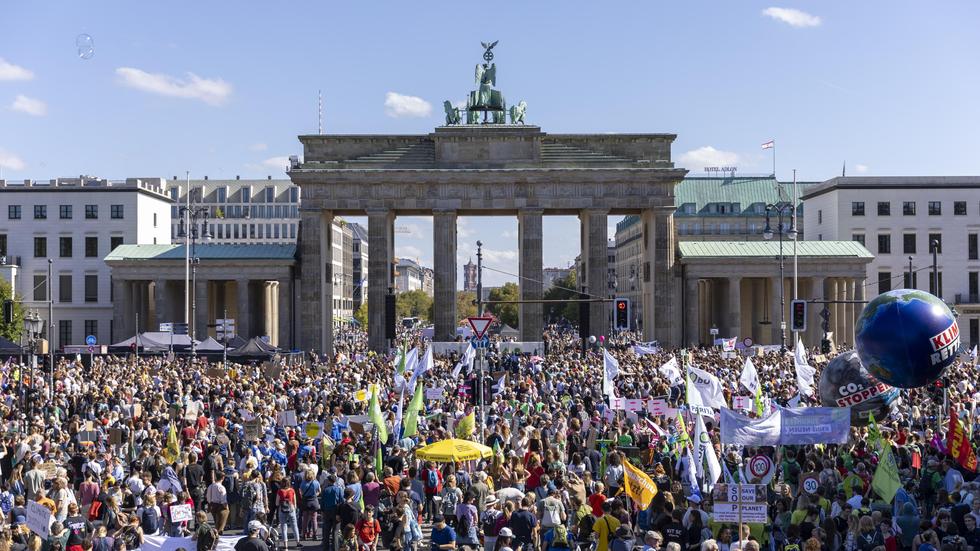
(115, 67), (232, 105)
(482, 247), (518, 264)
(10, 95), (46, 116)
(501, 229), (518, 239)
(261, 156), (291, 171)
(248, 143), (268, 152)
(384, 92), (432, 118)
(0, 148), (26, 171)
(395, 245), (432, 268)
(855, 164), (869, 174)
(398, 223), (425, 239)
(762, 7), (822, 27)
(457, 218), (475, 239)
(678, 146), (739, 169)
(0, 58), (33, 81)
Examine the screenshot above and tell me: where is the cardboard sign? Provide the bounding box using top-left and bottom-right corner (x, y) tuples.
(109, 428), (124, 446)
(206, 368), (224, 378)
(263, 362), (283, 380)
(169, 503), (193, 523)
(425, 388), (446, 401)
(648, 399), (668, 417)
(184, 402), (199, 422)
(27, 500), (51, 538)
(733, 396), (752, 411)
(276, 410), (297, 427)
(132, 404), (143, 419)
(244, 420), (262, 441)
(304, 422), (323, 440)
(38, 462), (59, 480)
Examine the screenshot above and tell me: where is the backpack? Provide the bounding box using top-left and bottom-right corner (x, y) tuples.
(552, 525), (570, 548)
(481, 511), (500, 537)
(426, 469), (439, 490)
(140, 506), (161, 534)
(577, 514), (595, 541)
(241, 483), (257, 510)
(457, 510), (472, 538)
(117, 526), (141, 550)
(786, 461), (801, 483)
(918, 469), (938, 496)
(197, 524), (219, 551)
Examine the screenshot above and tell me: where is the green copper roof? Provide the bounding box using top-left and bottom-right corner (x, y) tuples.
(676, 176), (816, 216)
(105, 243), (296, 261)
(679, 240), (873, 259)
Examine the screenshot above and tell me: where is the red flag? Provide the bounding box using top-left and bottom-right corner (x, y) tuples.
(947, 409), (978, 472)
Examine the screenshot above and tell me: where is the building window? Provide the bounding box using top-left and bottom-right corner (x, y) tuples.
(817, 210), (822, 224)
(110, 236), (123, 250)
(33, 205), (46, 219)
(0, 234), (5, 257)
(928, 201), (942, 215)
(33, 237), (46, 258)
(264, 186), (275, 202)
(290, 224), (296, 239)
(929, 271), (944, 297)
(955, 201), (967, 215)
(289, 187), (299, 203)
(929, 234), (942, 254)
(249, 224), (256, 238)
(242, 188), (251, 204)
(59, 205), (72, 219)
(33, 275), (47, 301)
(903, 233), (916, 255)
(852, 202), (865, 216)
(877, 202), (890, 216)
(904, 272), (918, 290)
(902, 201), (915, 215)
(852, 234), (866, 247)
(84, 319), (97, 340)
(59, 237), (72, 258)
(217, 186), (227, 203)
(8, 205), (21, 220)
(970, 233), (978, 260)
(110, 205), (124, 219)
(85, 205), (98, 219)
(972, 319), (979, 349)
(878, 272), (892, 293)
(970, 272), (978, 301)
(59, 320), (72, 348)
(59, 274), (72, 302)
(877, 233), (891, 254)
(85, 237), (98, 257)
(153, 213), (157, 227)
(169, 187), (178, 200)
(84, 274), (98, 302)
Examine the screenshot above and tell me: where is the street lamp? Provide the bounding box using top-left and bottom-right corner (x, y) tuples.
(178, 205), (211, 360)
(22, 310), (42, 425)
(763, 203), (797, 351)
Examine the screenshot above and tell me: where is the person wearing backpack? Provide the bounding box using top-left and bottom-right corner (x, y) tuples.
(137, 494), (162, 537)
(193, 511), (219, 551)
(300, 468), (322, 540)
(422, 462), (443, 523)
(114, 515), (144, 551)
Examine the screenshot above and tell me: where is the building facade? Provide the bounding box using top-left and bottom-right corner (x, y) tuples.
(394, 258), (427, 295)
(803, 176), (980, 347)
(542, 267), (572, 289)
(0, 177), (171, 348)
(350, 223), (369, 312)
(462, 259), (477, 292)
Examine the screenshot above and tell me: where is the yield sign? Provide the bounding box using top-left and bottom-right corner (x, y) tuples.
(467, 316), (494, 339)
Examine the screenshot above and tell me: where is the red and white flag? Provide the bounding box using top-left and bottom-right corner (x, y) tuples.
(761, 140), (774, 150)
(723, 337), (737, 352)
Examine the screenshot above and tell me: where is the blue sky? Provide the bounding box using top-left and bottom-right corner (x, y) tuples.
(2, 1), (979, 286)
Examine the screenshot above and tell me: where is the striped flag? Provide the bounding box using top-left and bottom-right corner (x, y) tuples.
(762, 140), (774, 149)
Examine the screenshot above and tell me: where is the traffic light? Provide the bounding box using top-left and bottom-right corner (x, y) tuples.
(385, 293), (396, 340)
(579, 294), (590, 337)
(791, 300), (807, 332)
(614, 298), (630, 331)
(820, 338), (831, 354)
(2, 300), (12, 324)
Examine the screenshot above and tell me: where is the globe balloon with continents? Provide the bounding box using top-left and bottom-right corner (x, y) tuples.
(819, 350), (900, 426)
(855, 289), (960, 389)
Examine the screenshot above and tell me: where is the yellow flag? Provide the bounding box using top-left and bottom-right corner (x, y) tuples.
(872, 441), (901, 503)
(623, 458), (658, 509)
(456, 411), (475, 439)
(164, 422), (180, 464)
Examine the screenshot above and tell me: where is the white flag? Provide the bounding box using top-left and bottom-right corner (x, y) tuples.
(603, 349), (620, 399)
(658, 357), (684, 386)
(694, 413), (722, 489)
(492, 374), (507, 395)
(739, 357), (761, 395)
(688, 365), (728, 409)
(451, 342), (476, 378)
(408, 346), (432, 388)
(794, 337), (816, 397)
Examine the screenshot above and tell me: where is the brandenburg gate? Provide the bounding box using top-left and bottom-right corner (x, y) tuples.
(288, 43), (688, 355)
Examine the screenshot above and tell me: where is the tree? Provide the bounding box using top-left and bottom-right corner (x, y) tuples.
(543, 270), (579, 324)
(0, 280), (24, 342)
(456, 291), (477, 321)
(353, 302), (368, 328)
(396, 290), (434, 322)
(487, 282), (520, 328)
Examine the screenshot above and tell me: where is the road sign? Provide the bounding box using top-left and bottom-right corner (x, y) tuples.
(743, 337), (754, 347)
(85, 335), (96, 346)
(802, 476), (819, 494)
(747, 454), (775, 483)
(159, 323), (173, 332)
(467, 316), (493, 339)
(87, 345), (94, 353)
(474, 335), (491, 349)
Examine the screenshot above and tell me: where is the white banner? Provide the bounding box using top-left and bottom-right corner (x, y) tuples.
(720, 405), (851, 446)
(658, 357), (683, 386)
(142, 535), (244, 551)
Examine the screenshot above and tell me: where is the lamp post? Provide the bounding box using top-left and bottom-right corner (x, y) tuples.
(22, 310), (42, 427)
(178, 205), (211, 361)
(763, 203), (797, 351)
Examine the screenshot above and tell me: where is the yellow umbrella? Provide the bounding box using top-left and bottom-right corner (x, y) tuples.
(414, 438), (493, 463)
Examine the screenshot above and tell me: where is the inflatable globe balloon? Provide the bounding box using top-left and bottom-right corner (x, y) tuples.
(855, 289), (960, 389)
(819, 350), (900, 426)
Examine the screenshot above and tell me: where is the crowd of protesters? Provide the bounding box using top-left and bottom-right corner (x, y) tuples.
(0, 322), (975, 551)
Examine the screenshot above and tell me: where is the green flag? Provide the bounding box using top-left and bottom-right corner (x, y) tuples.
(402, 383), (425, 438)
(368, 383), (388, 444)
(867, 412), (883, 452)
(753, 384), (765, 417)
(395, 342), (408, 375)
(872, 441), (901, 503)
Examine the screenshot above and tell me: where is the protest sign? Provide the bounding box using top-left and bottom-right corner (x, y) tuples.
(169, 504), (194, 523)
(27, 501), (51, 538)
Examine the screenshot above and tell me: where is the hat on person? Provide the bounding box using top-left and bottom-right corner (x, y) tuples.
(687, 494), (701, 504)
(485, 495), (499, 506)
(248, 520), (264, 534)
(498, 528), (514, 538)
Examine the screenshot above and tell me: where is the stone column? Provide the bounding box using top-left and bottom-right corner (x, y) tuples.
(113, 279), (131, 337)
(580, 209), (609, 339)
(518, 209), (543, 342)
(236, 278), (251, 339)
(194, 278), (208, 340)
(261, 282), (272, 341)
(153, 279), (168, 329)
(299, 209), (333, 355)
(640, 207), (678, 346)
(278, 278), (292, 349)
(368, 209), (394, 352)
(684, 275), (700, 347)
(767, 277), (780, 346)
(828, 279), (840, 346)
(270, 281), (280, 347)
(727, 277), (741, 340)
(432, 209), (458, 342)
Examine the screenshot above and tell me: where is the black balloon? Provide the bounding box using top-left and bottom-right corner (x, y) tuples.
(818, 350), (901, 426)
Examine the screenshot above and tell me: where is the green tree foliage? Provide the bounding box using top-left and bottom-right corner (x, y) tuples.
(456, 291), (477, 321)
(396, 290), (434, 322)
(543, 270), (579, 324)
(0, 280), (24, 342)
(353, 302), (368, 328)
(488, 282), (520, 328)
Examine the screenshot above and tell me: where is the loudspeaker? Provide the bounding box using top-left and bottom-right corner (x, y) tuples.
(385, 294), (396, 340)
